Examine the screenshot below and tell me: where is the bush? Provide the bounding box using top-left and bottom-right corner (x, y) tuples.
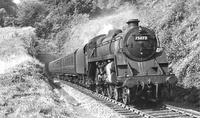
(17, 0), (48, 27)
(138, 0), (200, 88)
(35, 20), (53, 39)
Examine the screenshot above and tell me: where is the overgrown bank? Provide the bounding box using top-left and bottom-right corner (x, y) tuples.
(137, 0), (200, 88)
(0, 59), (75, 117)
(136, 0), (200, 108)
(0, 27), (87, 117)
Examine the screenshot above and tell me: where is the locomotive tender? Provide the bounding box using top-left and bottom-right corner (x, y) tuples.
(48, 19), (177, 104)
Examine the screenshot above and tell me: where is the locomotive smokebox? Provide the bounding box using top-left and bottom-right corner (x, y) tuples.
(127, 19), (140, 28)
(123, 19), (157, 62)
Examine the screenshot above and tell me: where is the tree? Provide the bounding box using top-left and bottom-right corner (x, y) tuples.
(17, 0), (48, 26)
(0, 0), (16, 16)
(0, 8), (7, 26)
(0, 0), (17, 26)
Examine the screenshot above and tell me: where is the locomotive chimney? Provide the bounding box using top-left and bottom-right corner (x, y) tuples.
(127, 19), (140, 28)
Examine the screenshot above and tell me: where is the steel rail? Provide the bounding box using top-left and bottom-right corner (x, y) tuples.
(58, 80), (200, 118)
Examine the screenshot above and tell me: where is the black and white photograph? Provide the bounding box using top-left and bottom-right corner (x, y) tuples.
(0, 0), (200, 117)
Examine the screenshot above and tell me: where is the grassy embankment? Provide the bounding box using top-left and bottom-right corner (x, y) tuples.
(137, 0), (200, 107)
(138, 0), (200, 88)
(0, 27), (79, 118)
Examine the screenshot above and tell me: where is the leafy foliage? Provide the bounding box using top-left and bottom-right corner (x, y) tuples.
(0, 0), (17, 27)
(138, 0), (200, 88)
(35, 20), (53, 39)
(31, 0), (94, 53)
(0, 0), (16, 15)
(17, 0), (48, 26)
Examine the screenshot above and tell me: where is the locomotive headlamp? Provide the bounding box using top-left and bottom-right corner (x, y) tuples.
(156, 47), (164, 53)
(166, 76), (178, 85)
(147, 78), (151, 84)
(126, 88), (130, 94)
(139, 27), (142, 33)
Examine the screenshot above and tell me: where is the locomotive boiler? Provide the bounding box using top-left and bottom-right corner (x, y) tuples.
(48, 19), (177, 105)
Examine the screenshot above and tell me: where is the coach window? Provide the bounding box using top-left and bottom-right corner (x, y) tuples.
(65, 57), (67, 65)
(69, 56), (71, 65)
(69, 57), (71, 65)
(68, 58), (69, 66)
(69, 57), (70, 65)
(71, 57), (73, 65)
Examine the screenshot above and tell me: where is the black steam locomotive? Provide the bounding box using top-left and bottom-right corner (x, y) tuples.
(48, 19), (177, 105)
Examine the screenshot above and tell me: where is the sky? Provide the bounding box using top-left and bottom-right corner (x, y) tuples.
(13, 0), (21, 4)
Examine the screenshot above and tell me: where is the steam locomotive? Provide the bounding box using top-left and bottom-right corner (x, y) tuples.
(48, 19), (177, 105)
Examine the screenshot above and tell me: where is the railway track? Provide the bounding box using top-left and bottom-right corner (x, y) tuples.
(58, 80), (200, 118)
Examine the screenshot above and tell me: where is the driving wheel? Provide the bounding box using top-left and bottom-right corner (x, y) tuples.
(122, 86), (131, 105)
(107, 85), (114, 99)
(114, 86), (119, 101)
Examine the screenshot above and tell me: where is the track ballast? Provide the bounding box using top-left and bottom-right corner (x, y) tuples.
(58, 80), (200, 118)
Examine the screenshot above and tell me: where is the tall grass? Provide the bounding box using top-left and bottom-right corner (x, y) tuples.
(0, 27), (34, 74)
(0, 27), (77, 117)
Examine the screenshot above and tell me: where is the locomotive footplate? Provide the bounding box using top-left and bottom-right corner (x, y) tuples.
(121, 74), (177, 88)
(116, 75), (178, 104)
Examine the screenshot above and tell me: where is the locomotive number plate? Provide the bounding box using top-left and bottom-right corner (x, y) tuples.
(135, 36), (148, 41)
